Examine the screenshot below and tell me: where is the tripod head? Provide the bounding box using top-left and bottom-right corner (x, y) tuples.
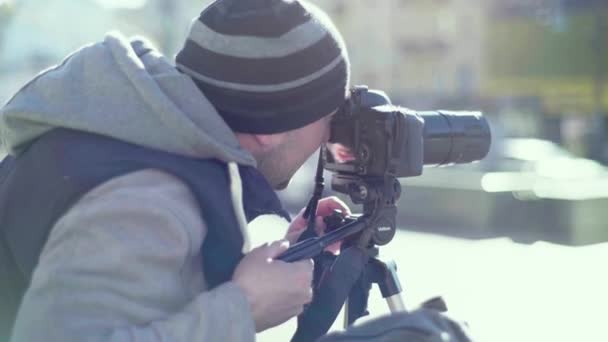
(277, 168), (401, 262)
(330, 173), (400, 248)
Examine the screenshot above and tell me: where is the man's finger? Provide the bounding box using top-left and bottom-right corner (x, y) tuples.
(314, 216), (326, 235)
(316, 196), (351, 216)
(267, 239), (290, 259)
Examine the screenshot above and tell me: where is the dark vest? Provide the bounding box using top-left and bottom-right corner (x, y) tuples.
(0, 128), (289, 340)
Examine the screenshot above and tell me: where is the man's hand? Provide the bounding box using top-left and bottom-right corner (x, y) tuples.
(232, 239), (314, 332)
(285, 196), (352, 254)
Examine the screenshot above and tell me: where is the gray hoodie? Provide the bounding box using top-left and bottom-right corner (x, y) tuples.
(1, 32), (263, 341)
(1, 32), (255, 166)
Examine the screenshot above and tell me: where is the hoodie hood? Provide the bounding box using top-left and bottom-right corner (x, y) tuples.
(0, 32), (256, 167)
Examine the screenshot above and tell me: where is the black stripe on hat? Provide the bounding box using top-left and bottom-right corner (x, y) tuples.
(175, 34), (342, 86)
(188, 61), (348, 133)
(219, 84), (346, 134)
(201, 0), (310, 37)
(189, 59), (348, 115)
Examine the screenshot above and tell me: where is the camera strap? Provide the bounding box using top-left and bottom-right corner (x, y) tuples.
(298, 149), (326, 242)
(292, 247), (369, 342)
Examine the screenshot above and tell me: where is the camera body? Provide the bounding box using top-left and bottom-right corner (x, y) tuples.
(325, 86), (491, 179)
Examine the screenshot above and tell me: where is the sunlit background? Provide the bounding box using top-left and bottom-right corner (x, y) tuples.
(1, 1), (607, 341)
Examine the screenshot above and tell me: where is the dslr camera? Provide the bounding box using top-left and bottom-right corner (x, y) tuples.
(326, 85), (491, 179)
(322, 85), (491, 246)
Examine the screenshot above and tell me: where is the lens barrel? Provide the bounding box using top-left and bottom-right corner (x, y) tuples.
(420, 111), (491, 166)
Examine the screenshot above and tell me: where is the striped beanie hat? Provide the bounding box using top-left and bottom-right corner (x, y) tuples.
(175, 0), (350, 134)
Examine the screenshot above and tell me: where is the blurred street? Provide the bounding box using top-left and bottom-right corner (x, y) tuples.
(249, 217), (608, 342)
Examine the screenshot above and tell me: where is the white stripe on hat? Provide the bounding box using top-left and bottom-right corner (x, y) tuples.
(188, 18), (329, 59)
(177, 54), (345, 92)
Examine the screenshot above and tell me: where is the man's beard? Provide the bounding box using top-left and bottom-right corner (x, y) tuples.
(275, 178), (291, 190)
(256, 151), (291, 190)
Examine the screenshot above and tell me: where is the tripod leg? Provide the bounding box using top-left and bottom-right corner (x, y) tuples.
(343, 301), (349, 329)
(386, 293), (406, 313)
(343, 257), (407, 329)
(344, 272), (372, 328)
(369, 258), (408, 313)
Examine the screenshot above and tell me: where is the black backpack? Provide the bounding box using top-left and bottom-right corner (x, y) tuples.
(0, 157), (22, 342)
(0, 129), (288, 341)
(318, 308), (473, 342)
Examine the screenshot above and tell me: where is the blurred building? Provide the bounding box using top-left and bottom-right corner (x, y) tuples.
(1, 0), (606, 158)
(484, 0), (607, 115)
(484, 0), (608, 160)
(315, 0), (607, 159)
(315, 0), (484, 108)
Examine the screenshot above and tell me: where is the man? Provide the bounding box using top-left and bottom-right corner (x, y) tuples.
(0, 0), (350, 340)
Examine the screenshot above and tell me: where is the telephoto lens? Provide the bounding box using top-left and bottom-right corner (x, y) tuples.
(420, 111), (491, 167)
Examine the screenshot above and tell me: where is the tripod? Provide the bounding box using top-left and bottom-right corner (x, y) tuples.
(343, 247), (405, 326)
(278, 173), (408, 340)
